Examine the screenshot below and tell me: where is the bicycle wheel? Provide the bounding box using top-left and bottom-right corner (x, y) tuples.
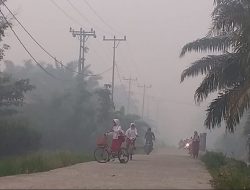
(118, 147), (129, 163)
(94, 147), (109, 163)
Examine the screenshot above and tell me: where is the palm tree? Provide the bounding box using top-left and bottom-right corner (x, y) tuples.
(180, 0), (250, 132)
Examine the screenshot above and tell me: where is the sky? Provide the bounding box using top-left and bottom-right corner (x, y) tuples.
(3, 0), (223, 146)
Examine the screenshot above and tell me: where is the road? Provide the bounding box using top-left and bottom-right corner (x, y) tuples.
(0, 148), (212, 189)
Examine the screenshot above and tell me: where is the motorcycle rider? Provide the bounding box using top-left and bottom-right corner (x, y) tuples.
(125, 123), (138, 160)
(144, 128), (155, 150)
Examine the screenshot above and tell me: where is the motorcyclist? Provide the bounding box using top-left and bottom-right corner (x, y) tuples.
(144, 128), (155, 149)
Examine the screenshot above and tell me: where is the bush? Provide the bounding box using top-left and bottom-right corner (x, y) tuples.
(201, 151), (226, 170)
(202, 151), (250, 189)
(0, 119), (41, 157)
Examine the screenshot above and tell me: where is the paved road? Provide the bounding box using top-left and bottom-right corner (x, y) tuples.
(0, 148), (212, 189)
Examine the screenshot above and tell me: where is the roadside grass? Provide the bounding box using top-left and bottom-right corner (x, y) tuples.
(0, 151), (92, 177)
(201, 151), (250, 189)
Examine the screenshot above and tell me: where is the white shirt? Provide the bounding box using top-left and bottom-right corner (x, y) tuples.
(125, 128), (138, 140)
(112, 125), (123, 139)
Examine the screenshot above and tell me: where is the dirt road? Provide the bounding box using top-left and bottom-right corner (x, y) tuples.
(0, 148), (212, 189)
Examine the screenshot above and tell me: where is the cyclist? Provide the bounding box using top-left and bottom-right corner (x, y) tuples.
(106, 119), (125, 154)
(125, 123), (138, 160)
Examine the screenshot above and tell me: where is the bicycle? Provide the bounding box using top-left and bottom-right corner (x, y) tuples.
(126, 138), (136, 160)
(94, 135), (129, 164)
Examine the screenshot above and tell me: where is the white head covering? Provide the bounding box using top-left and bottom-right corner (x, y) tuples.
(113, 119), (120, 126)
(130, 123), (135, 128)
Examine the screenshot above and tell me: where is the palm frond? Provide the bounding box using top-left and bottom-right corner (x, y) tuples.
(205, 91), (228, 130)
(180, 35), (233, 57)
(194, 58), (244, 103)
(205, 82), (250, 132)
(181, 53), (239, 82)
(212, 0), (246, 33)
(225, 85), (250, 131)
(181, 0), (250, 131)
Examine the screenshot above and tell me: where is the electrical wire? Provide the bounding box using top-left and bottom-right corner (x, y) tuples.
(1, 0), (112, 77)
(0, 9), (58, 79)
(83, 0), (117, 34)
(127, 42), (144, 84)
(66, 0), (91, 26)
(66, 0), (108, 34)
(50, 0), (81, 26)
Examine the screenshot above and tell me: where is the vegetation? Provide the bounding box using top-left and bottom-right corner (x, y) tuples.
(1, 60), (149, 153)
(0, 151), (92, 177)
(202, 151), (250, 189)
(0, 0), (154, 176)
(180, 0), (250, 132)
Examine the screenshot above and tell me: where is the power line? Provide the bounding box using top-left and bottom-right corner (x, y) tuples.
(0, 9), (58, 79)
(50, 0), (81, 26)
(1, 1), (110, 77)
(66, 0), (91, 26)
(2, 1), (58, 62)
(66, 0), (111, 35)
(83, 0), (118, 34)
(127, 42), (144, 83)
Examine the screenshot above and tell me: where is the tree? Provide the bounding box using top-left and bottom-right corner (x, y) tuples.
(0, 73), (34, 115)
(0, 2), (34, 116)
(0, 0), (10, 61)
(0, 2), (39, 156)
(180, 0), (250, 132)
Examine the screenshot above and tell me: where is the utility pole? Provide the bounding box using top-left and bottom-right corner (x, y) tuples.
(123, 76), (137, 114)
(103, 35), (126, 104)
(138, 84), (152, 119)
(70, 27), (96, 74)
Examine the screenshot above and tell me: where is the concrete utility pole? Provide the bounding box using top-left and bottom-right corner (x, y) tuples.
(138, 84), (152, 119)
(123, 76), (137, 114)
(70, 27), (96, 74)
(103, 35), (126, 104)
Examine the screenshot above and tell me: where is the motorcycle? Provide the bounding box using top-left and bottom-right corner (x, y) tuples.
(184, 141), (192, 155)
(144, 141), (153, 155)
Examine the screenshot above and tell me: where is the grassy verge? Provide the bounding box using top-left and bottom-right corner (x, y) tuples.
(201, 151), (250, 189)
(0, 151), (92, 177)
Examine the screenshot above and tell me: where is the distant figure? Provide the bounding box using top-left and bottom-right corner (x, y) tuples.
(145, 128), (155, 147)
(192, 131), (200, 159)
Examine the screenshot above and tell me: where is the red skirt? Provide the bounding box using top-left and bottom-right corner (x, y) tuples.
(111, 138), (123, 152)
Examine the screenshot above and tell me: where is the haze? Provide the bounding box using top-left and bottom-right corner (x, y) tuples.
(3, 0), (221, 147)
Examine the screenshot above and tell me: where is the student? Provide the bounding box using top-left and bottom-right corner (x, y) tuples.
(125, 123), (138, 160)
(106, 119), (125, 153)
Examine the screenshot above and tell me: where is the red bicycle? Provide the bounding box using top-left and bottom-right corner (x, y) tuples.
(94, 135), (129, 164)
